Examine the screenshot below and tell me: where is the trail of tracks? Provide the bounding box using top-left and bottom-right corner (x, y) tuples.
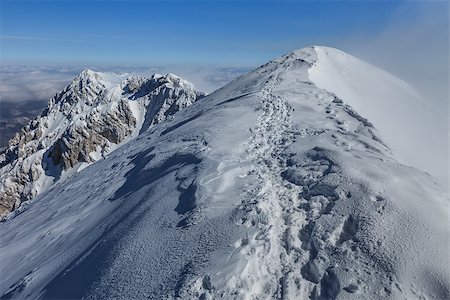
(238, 73), (315, 299)
(189, 59), (392, 299)
(238, 73), (350, 299)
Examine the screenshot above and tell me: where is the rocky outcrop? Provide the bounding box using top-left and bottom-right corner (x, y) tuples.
(47, 98), (137, 170)
(0, 70), (204, 218)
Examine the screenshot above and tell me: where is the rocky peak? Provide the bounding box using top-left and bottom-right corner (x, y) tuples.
(0, 70), (204, 219)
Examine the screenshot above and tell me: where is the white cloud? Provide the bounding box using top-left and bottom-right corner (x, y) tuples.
(0, 65), (249, 104)
(151, 66), (249, 93)
(0, 66), (83, 103)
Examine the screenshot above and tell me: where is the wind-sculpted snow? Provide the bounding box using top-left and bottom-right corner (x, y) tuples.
(0, 71), (204, 218)
(309, 46), (448, 188)
(1, 46), (448, 300)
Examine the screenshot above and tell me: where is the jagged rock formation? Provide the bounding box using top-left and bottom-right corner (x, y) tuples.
(0, 70), (204, 218)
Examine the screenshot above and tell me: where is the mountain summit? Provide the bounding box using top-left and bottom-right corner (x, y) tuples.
(1, 46), (448, 299)
(0, 71), (205, 217)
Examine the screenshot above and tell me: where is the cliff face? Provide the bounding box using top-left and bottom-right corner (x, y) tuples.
(0, 70), (205, 217)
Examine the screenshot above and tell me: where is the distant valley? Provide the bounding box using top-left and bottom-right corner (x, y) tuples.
(0, 100), (47, 148)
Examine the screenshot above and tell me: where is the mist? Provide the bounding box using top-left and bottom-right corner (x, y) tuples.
(340, 2), (448, 116)
(0, 65), (248, 104)
(326, 2), (449, 189)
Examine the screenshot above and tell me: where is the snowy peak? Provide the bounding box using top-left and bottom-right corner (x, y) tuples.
(53, 70), (107, 106)
(161, 72), (197, 90)
(123, 72), (201, 101)
(273, 46), (318, 64)
(75, 69), (103, 82)
(0, 70), (204, 218)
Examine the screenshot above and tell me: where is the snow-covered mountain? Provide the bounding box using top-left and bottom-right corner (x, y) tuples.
(0, 70), (205, 218)
(1, 46), (448, 299)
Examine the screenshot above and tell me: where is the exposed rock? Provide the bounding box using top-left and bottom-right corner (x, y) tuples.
(0, 70), (205, 218)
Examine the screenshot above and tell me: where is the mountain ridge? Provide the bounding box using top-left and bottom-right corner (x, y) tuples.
(1, 46), (448, 299)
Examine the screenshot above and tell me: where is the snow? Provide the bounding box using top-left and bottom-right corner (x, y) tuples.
(309, 46), (449, 189)
(127, 100), (146, 138)
(1, 46), (448, 299)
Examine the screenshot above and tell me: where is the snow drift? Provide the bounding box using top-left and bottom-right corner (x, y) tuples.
(0, 46), (448, 300)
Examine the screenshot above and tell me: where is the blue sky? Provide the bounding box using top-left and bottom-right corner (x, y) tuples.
(0, 0), (435, 66)
(0, 0), (447, 105)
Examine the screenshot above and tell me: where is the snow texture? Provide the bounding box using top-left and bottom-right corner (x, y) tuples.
(0, 46), (448, 300)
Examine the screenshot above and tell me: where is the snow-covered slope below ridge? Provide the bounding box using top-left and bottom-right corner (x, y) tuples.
(309, 46), (448, 189)
(1, 46), (449, 300)
(0, 70), (205, 218)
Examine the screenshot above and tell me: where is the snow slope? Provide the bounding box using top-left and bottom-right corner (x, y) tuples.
(1, 46), (448, 300)
(309, 46), (448, 189)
